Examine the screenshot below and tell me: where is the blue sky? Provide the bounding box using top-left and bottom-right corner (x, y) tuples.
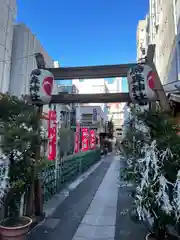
(17, 0), (149, 92)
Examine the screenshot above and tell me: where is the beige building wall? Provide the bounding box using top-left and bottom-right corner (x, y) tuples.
(155, 1), (176, 84)
(9, 24), (60, 131)
(72, 78), (108, 118)
(137, 20), (147, 61)
(137, 0), (176, 86)
(0, 0), (17, 93)
(9, 23), (56, 97)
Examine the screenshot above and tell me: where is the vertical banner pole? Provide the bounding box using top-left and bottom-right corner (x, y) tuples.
(55, 106), (59, 185)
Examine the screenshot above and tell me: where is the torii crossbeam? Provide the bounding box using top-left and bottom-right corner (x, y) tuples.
(45, 44), (170, 111)
(49, 63), (138, 103)
(48, 63), (137, 80)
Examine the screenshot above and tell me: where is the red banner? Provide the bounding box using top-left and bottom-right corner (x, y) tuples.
(81, 128), (89, 152)
(74, 122), (80, 153)
(48, 110), (57, 160)
(90, 130), (96, 149)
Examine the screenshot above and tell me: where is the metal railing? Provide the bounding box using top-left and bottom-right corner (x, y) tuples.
(41, 148), (101, 203)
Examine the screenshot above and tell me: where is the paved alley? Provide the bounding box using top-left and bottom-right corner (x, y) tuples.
(28, 155), (147, 240)
(28, 156), (112, 240)
(72, 156), (119, 240)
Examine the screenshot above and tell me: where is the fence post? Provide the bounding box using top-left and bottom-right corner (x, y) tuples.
(58, 158), (62, 190)
(79, 156), (82, 174)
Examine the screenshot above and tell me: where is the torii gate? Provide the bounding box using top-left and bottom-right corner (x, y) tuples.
(32, 44), (171, 217)
(40, 44), (170, 112)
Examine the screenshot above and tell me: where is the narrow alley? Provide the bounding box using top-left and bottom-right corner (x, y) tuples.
(28, 155), (147, 240)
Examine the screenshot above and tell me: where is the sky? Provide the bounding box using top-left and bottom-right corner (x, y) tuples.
(16, 0), (149, 92)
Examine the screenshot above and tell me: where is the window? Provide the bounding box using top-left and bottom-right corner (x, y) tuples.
(117, 132), (122, 136)
(81, 114), (93, 122)
(141, 48), (146, 55)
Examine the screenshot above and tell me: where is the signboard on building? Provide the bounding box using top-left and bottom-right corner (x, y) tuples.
(48, 110), (57, 160)
(81, 128), (89, 152)
(127, 64), (156, 103)
(30, 69), (54, 105)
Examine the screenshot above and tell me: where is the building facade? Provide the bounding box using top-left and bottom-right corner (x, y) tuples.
(156, 1), (176, 85)
(137, 0), (180, 95)
(8, 23), (61, 135)
(0, 0), (17, 93)
(9, 23), (57, 97)
(136, 19), (148, 61)
(105, 78), (125, 138)
(72, 78), (109, 121)
(77, 105), (106, 133)
(163, 0), (180, 94)
(58, 84), (79, 128)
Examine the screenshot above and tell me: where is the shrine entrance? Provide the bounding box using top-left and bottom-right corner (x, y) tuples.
(48, 44), (170, 111)
(31, 44), (170, 111)
(28, 43), (172, 216)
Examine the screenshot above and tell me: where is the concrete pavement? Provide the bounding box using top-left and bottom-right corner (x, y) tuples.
(28, 155), (147, 240)
(72, 156), (119, 240)
(28, 156), (112, 240)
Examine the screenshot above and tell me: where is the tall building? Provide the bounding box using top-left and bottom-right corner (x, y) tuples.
(53, 60), (59, 68)
(137, 0), (179, 91)
(106, 78), (125, 138)
(149, 0), (158, 45)
(0, 0), (17, 93)
(54, 60), (79, 128)
(162, 0), (180, 93)
(72, 78), (109, 121)
(73, 78), (107, 94)
(106, 77), (122, 92)
(136, 19), (148, 61)
(8, 23), (60, 131)
(106, 78), (124, 122)
(155, 1), (176, 84)
(77, 105), (106, 133)
(57, 84), (79, 128)
(9, 23), (57, 96)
